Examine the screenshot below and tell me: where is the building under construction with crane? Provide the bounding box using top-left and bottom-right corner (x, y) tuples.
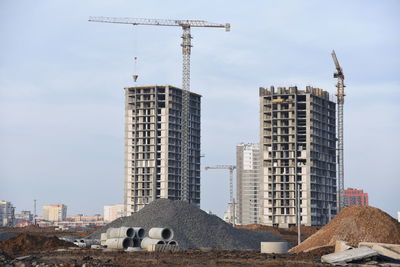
(259, 86), (337, 227)
(89, 17), (230, 214)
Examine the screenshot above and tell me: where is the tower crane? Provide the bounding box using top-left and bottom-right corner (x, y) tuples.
(89, 16), (230, 203)
(204, 165), (236, 225)
(331, 50), (345, 211)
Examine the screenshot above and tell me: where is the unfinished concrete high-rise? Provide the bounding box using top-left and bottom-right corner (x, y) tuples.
(260, 86), (337, 227)
(124, 85), (201, 215)
(236, 143), (261, 225)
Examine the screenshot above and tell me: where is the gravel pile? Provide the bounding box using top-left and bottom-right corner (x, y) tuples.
(88, 199), (283, 250)
(290, 205), (400, 253)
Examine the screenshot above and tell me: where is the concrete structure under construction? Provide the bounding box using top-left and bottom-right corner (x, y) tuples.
(260, 86), (337, 227)
(124, 85), (201, 215)
(42, 204), (67, 222)
(236, 143), (261, 225)
(343, 188), (369, 206)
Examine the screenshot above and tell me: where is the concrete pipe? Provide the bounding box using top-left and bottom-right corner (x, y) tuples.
(260, 242), (289, 254)
(105, 238), (133, 249)
(132, 238), (141, 247)
(148, 228), (174, 241)
(106, 227), (135, 238)
(167, 240), (178, 246)
(74, 239), (100, 248)
(100, 233), (107, 246)
(133, 227), (145, 239)
(140, 237), (165, 250)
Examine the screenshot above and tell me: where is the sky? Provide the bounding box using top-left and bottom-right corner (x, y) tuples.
(0, 0), (399, 219)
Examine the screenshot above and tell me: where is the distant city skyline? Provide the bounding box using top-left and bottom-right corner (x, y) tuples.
(1, 0), (399, 218)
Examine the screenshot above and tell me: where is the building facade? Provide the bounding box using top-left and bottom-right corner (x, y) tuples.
(124, 85), (201, 214)
(236, 143), (261, 225)
(0, 201), (15, 226)
(260, 86), (337, 227)
(343, 188), (369, 206)
(104, 204), (125, 222)
(42, 204), (67, 222)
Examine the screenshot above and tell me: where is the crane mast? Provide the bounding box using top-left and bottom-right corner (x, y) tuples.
(204, 165), (236, 225)
(89, 16), (230, 203)
(331, 50), (345, 211)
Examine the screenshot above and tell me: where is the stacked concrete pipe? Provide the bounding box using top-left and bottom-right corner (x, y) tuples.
(141, 227), (178, 250)
(103, 227), (144, 249)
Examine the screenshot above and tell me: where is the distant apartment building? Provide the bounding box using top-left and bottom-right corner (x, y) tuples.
(42, 204), (67, 222)
(236, 143), (261, 225)
(398, 211), (400, 223)
(15, 210), (33, 225)
(104, 204), (125, 222)
(0, 201), (15, 226)
(124, 85), (201, 215)
(260, 86), (337, 227)
(343, 188), (369, 206)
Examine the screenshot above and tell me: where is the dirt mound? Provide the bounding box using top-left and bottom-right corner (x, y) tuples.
(290, 205), (400, 253)
(89, 199), (283, 250)
(0, 233), (73, 256)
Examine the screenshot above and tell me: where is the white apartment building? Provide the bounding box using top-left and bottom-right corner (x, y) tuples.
(236, 143), (261, 225)
(42, 204), (67, 222)
(104, 204), (125, 222)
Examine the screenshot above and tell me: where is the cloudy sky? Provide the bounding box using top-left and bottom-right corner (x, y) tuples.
(1, 0), (399, 218)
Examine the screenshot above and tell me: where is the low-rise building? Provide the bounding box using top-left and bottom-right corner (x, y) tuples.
(343, 188), (368, 206)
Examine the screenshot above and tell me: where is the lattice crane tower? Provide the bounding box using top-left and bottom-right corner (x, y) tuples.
(204, 165), (236, 224)
(331, 50), (345, 211)
(89, 17), (230, 202)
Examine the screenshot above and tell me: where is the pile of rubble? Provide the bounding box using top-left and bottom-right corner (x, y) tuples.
(321, 241), (400, 265)
(89, 199), (283, 250)
(290, 205), (400, 253)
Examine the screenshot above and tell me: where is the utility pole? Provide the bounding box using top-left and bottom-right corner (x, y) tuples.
(33, 199), (37, 225)
(89, 17), (230, 202)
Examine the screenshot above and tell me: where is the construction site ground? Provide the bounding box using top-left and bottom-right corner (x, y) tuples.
(0, 225), (331, 267)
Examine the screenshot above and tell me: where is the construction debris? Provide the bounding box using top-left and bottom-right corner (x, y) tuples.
(321, 246), (378, 264)
(320, 242), (400, 265)
(359, 242), (400, 261)
(88, 199), (283, 250)
(290, 205), (400, 253)
(334, 240), (352, 253)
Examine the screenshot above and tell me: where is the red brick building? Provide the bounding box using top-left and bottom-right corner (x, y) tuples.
(343, 188), (369, 206)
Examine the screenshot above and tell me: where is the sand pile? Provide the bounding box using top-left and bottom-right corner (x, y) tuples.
(0, 233), (73, 256)
(89, 199), (283, 250)
(290, 205), (400, 253)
